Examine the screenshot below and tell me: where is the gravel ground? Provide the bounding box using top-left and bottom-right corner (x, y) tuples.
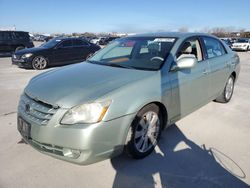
(0, 48), (249, 188)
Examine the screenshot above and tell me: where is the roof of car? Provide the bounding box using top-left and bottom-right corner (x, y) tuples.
(0, 30), (28, 33)
(132, 32), (214, 39)
(53, 37), (84, 40)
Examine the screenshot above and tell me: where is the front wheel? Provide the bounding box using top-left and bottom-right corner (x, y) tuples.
(32, 56), (48, 70)
(215, 75), (235, 103)
(125, 104), (162, 159)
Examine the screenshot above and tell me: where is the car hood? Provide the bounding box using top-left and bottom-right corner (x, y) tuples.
(15, 46), (47, 55)
(25, 62), (157, 108)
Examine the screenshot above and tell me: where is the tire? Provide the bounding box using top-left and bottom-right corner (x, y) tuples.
(15, 46), (25, 52)
(215, 75), (235, 103)
(125, 104), (163, 159)
(32, 56), (48, 70)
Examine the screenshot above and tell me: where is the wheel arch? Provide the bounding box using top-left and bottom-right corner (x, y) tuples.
(135, 101), (168, 130)
(231, 71), (236, 80)
(31, 55), (50, 69)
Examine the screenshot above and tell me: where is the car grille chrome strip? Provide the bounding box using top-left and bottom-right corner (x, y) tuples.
(31, 139), (64, 156)
(18, 94), (58, 125)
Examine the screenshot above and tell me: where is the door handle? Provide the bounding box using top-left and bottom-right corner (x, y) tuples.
(226, 62), (236, 68)
(203, 69), (209, 75)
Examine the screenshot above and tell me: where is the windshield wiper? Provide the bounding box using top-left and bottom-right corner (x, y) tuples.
(86, 60), (102, 64)
(106, 63), (135, 69)
(87, 60), (135, 69)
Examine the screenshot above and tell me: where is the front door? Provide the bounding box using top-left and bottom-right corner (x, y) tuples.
(166, 37), (210, 120)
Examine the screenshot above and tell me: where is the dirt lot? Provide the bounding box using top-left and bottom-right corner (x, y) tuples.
(0, 49), (250, 188)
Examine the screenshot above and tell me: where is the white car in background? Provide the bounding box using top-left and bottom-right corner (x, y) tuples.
(90, 37), (105, 44)
(232, 38), (250, 51)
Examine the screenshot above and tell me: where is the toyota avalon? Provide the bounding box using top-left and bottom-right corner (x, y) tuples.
(17, 32), (240, 165)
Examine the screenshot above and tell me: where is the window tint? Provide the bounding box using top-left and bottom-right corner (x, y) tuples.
(60, 40), (72, 47)
(13, 32), (28, 40)
(177, 38), (203, 61)
(73, 39), (89, 46)
(0, 32), (12, 40)
(203, 37), (226, 59)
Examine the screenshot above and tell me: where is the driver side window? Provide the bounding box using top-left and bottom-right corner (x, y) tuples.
(177, 38), (203, 62)
(58, 40), (72, 48)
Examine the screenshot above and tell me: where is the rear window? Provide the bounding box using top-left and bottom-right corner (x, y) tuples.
(203, 37), (226, 59)
(59, 40), (73, 47)
(13, 32), (29, 40)
(0, 32), (12, 40)
(73, 39), (89, 46)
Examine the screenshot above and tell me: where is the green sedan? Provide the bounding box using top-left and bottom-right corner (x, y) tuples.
(17, 32), (240, 165)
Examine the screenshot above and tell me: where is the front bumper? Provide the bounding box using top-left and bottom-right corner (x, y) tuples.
(231, 46), (248, 51)
(17, 95), (135, 165)
(12, 55), (32, 68)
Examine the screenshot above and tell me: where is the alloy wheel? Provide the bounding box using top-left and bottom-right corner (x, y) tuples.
(225, 77), (234, 100)
(32, 56), (47, 70)
(134, 111), (160, 153)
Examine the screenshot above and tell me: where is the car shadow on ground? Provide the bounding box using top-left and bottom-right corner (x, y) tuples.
(111, 124), (249, 188)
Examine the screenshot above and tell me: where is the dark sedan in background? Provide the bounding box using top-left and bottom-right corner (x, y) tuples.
(99, 36), (120, 45)
(12, 38), (100, 69)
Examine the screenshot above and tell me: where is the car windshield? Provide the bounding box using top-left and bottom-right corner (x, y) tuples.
(237, 39), (249, 43)
(41, 39), (62, 48)
(88, 37), (176, 70)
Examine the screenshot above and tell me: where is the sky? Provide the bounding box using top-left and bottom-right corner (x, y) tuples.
(0, 0), (250, 34)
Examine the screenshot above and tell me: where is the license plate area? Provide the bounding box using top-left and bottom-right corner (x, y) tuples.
(18, 117), (31, 139)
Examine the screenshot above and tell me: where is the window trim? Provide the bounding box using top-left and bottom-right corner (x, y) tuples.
(201, 36), (228, 60)
(73, 39), (90, 47)
(175, 36), (205, 63)
(56, 39), (73, 49)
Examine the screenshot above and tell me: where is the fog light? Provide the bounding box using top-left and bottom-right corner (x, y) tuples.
(62, 148), (81, 158)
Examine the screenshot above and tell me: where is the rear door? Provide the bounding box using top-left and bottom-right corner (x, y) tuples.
(201, 36), (230, 99)
(52, 39), (74, 64)
(72, 39), (91, 61)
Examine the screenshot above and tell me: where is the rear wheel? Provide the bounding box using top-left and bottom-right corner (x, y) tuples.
(32, 56), (48, 70)
(125, 104), (162, 159)
(215, 75), (235, 103)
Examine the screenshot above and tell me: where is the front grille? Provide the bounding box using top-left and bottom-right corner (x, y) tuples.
(18, 94), (58, 125)
(31, 139), (64, 156)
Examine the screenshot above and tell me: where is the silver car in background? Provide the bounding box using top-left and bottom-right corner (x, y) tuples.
(231, 38), (250, 51)
(17, 32), (240, 165)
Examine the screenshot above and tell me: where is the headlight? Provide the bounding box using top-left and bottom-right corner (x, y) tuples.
(21, 53), (33, 58)
(60, 101), (111, 125)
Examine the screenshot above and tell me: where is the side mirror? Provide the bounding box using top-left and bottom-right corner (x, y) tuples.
(171, 54), (197, 71)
